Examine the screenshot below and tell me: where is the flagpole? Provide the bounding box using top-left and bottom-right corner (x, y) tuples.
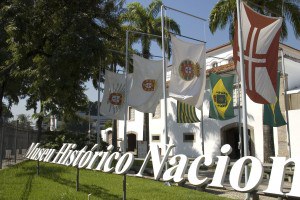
(161, 5), (169, 155)
(236, 0), (250, 199)
(97, 58), (102, 150)
(280, 49), (291, 158)
(124, 31), (129, 154)
(201, 107), (205, 155)
(122, 30), (130, 200)
(236, 75), (243, 158)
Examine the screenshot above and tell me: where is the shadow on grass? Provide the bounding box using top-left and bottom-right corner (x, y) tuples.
(21, 173), (34, 200)
(14, 162), (138, 200)
(39, 165), (135, 200)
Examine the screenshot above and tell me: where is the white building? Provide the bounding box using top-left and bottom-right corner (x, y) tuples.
(102, 43), (300, 162)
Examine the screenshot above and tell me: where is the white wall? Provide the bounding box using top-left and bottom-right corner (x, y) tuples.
(201, 85), (264, 161)
(115, 43), (300, 161)
(101, 127), (112, 143)
(287, 110), (300, 157)
(118, 110), (144, 142)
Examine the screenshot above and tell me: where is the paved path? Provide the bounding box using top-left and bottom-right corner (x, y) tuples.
(129, 168), (292, 200)
(182, 169), (292, 200)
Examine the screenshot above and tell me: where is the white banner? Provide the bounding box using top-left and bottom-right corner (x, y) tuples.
(128, 54), (163, 113)
(100, 70), (132, 120)
(169, 35), (206, 109)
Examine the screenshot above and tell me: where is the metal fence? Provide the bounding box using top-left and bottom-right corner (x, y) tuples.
(0, 122), (38, 169)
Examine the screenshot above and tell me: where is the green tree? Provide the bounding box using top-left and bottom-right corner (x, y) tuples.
(209, 0), (300, 41)
(121, 0), (180, 149)
(0, 1), (23, 124)
(1, 0), (125, 141)
(61, 115), (90, 134)
(104, 120), (112, 129)
(2, 103), (13, 122)
(17, 114), (32, 128)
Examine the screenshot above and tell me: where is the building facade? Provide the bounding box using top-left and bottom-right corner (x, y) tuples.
(102, 43), (300, 162)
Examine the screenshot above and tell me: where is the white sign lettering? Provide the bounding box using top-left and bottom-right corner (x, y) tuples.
(25, 143), (299, 198)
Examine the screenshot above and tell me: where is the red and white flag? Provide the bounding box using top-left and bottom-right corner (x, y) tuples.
(233, 2), (282, 104)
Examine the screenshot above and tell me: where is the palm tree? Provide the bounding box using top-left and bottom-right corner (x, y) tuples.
(122, 0), (180, 150)
(209, 0), (300, 41)
(209, 0), (300, 161)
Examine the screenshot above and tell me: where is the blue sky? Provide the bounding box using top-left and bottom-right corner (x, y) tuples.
(10, 0), (299, 120)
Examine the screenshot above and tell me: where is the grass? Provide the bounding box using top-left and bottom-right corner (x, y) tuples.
(0, 161), (231, 200)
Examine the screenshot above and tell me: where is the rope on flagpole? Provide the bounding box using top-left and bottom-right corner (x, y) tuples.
(107, 48), (163, 59)
(168, 32), (206, 43)
(236, 0), (250, 199)
(162, 5), (207, 43)
(163, 5), (206, 22)
(280, 49), (292, 158)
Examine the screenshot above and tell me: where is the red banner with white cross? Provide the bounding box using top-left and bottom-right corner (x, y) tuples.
(233, 2), (282, 104)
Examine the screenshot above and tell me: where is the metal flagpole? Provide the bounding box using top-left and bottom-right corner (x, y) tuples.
(161, 5), (169, 155)
(280, 49), (292, 158)
(97, 58), (102, 149)
(236, 0), (250, 199)
(124, 31), (129, 154)
(201, 107), (205, 155)
(162, 5), (207, 157)
(122, 30), (130, 200)
(237, 75), (243, 158)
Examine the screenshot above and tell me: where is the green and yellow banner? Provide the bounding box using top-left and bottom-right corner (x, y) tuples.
(209, 73), (235, 120)
(263, 72), (286, 127)
(177, 101), (200, 123)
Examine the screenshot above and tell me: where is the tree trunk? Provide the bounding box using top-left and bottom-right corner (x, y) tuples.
(142, 46), (151, 151)
(0, 79), (8, 120)
(112, 119), (118, 150)
(111, 63), (118, 151)
(143, 113), (149, 150)
(36, 102), (44, 142)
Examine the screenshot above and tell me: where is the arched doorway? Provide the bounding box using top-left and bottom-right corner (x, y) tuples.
(127, 133), (137, 152)
(221, 123), (255, 160)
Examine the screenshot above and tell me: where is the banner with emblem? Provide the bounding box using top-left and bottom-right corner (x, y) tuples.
(177, 100), (200, 123)
(169, 35), (206, 109)
(233, 2), (282, 104)
(263, 72), (286, 127)
(127, 54), (163, 113)
(100, 70), (132, 120)
(209, 73), (235, 120)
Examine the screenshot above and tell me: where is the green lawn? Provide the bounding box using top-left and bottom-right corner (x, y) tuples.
(0, 161), (231, 200)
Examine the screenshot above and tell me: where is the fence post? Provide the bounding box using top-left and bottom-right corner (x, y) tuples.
(37, 160), (40, 175)
(14, 121), (18, 163)
(76, 166), (79, 191)
(27, 130), (29, 148)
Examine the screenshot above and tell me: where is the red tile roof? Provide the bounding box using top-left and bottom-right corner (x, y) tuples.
(206, 62), (236, 76)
